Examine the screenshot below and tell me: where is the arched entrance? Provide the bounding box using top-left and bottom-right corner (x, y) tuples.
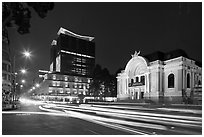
(124, 51), (149, 100)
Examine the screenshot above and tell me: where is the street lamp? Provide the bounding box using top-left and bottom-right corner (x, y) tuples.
(21, 79), (26, 84)
(20, 68), (27, 74)
(35, 83), (40, 88)
(23, 50), (31, 59)
(12, 49), (32, 102)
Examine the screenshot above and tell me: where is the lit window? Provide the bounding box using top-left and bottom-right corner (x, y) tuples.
(65, 77), (68, 81)
(52, 82), (56, 86)
(168, 74), (174, 88)
(53, 75), (56, 80)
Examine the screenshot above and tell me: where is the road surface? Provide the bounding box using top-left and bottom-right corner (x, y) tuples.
(2, 99), (202, 135)
(2, 101), (132, 135)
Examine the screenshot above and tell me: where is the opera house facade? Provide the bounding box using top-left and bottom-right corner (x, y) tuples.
(117, 49), (202, 104)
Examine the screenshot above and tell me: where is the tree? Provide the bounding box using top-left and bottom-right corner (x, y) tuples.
(89, 64), (103, 99)
(89, 64), (117, 100)
(3, 2), (54, 34)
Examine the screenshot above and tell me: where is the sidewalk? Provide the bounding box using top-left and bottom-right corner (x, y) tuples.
(2, 102), (19, 111)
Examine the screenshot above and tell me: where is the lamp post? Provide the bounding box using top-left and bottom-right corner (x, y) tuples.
(12, 49), (32, 102)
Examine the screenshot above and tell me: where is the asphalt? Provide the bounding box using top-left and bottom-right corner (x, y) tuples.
(2, 102), (133, 135)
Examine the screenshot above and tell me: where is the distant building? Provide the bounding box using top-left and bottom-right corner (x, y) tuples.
(2, 28), (13, 103)
(34, 27), (95, 103)
(117, 49), (202, 104)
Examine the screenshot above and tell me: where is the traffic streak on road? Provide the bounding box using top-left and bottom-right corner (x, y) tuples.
(2, 98), (202, 135)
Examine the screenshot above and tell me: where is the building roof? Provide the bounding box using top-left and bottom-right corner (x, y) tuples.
(164, 49), (189, 60)
(143, 49), (201, 67)
(143, 51), (165, 62)
(57, 27), (94, 42)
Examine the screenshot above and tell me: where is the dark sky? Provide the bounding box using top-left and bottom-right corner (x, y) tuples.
(8, 2), (202, 83)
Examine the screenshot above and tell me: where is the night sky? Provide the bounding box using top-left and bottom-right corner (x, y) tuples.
(8, 2), (202, 84)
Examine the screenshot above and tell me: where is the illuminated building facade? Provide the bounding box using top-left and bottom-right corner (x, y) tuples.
(34, 27), (95, 102)
(2, 28), (13, 103)
(50, 27), (95, 76)
(36, 71), (91, 102)
(117, 50), (202, 104)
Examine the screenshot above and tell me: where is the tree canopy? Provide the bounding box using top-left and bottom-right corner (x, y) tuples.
(3, 2), (54, 34)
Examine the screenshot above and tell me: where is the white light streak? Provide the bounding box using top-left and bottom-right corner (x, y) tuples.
(61, 50), (94, 58)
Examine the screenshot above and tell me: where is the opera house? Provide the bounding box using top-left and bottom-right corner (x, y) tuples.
(117, 49), (202, 104)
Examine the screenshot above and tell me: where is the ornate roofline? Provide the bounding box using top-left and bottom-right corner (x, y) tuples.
(57, 27), (94, 42)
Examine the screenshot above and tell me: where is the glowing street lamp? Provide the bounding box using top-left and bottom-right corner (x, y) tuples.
(32, 87), (35, 90)
(23, 50), (31, 59)
(20, 68), (27, 74)
(35, 83), (40, 88)
(21, 79), (26, 83)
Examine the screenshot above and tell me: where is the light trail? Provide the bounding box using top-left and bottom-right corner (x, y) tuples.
(95, 111), (202, 127)
(90, 104), (156, 111)
(90, 104), (202, 114)
(48, 105), (202, 121)
(64, 110), (168, 131)
(2, 111), (69, 117)
(157, 108), (202, 114)
(91, 120), (152, 135)
(78, 105), (202, 121)
(43, 104), (202, 123)
(45, 104), (201, 127)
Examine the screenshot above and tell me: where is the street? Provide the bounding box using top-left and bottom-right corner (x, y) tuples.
(2, 100), (132, 135)
(2, 99), (202, 135)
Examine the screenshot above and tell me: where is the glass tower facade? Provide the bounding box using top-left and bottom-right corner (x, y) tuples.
(50, 27), (95, 77)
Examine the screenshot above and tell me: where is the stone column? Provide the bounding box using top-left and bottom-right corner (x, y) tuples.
(137, 89), (140, 99)
(144, 74), (146, 93)
(146, 73), (150, 93)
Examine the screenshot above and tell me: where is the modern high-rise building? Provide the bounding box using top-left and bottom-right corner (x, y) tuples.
(34, 27), (95, 103)
(50, 27), (95, 77)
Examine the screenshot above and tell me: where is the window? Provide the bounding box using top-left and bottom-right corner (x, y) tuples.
(2, 63), (7, 71)
(2, 73), (7, 80)
(141, 76), (145, 85)
(168, 74), (174, 88)
(131, 79), (134, 84)
(136, 77), (139, 82)
(187, 73), (190, 88)
(52, 82), (56, 86)
(198, 80), (201, 86)
(53, 75), (56, 80)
